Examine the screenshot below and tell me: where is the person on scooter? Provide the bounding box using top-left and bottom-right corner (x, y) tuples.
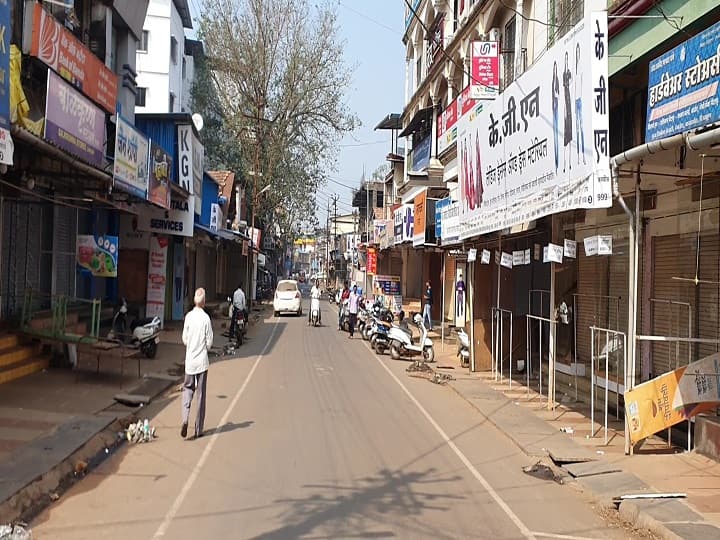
(338, 281), (350, 330)
(230, 283), (247, 338)
(308, 279), (322, 325)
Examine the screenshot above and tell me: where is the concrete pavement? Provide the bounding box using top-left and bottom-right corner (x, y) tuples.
(30, 301), (644, 539)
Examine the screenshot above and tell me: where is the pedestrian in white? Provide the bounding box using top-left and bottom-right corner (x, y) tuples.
(230, 283), (247, 338)
(181, 288), (213, 439)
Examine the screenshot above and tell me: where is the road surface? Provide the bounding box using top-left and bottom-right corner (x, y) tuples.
(31, 301), (640, 540)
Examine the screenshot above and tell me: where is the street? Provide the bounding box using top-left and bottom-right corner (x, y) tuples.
(30, 302), (639, 540)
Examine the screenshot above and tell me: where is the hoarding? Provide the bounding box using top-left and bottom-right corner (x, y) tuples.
(114, 115), (149, 199)
(0, 0), (13, 165)
(457, 12), (611, 240)
(148, 141), (172, 209)
(413, 189), (427, 247)
(146, 235), (168, 321)
(76, 234), (118, 277)
(470, 41), (500, 100)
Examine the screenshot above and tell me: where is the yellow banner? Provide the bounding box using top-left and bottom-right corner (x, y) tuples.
(625, 353), (720, 446)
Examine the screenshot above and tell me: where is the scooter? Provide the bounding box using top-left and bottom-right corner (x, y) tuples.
(108, 299), (162, 358)
(309, 297), (321, 326)
(456, 328), (470, 367)
(338, 299), (350, 331)
(388, 313), (435, 363)
(225, 298), (247, 346)
(371, 320), (391, 354)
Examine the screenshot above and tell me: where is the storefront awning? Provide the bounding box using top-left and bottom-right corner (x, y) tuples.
(375, 113), (402, 131)
(217, 229), (249, 242)
(399, 107), (432, 138)
(400, 185), (427, 205)
(194, 223), (218, 238)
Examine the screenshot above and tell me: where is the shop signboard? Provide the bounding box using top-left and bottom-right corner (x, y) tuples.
(366, 247), (377, 275)
(146, 235), (168, 321)
(438, 86), (481, 155)
(435, 197), (448, 239)
(457, 12), (611, 241)
(625, 353), (720, 446)
(393, 206), (404, 244)
(0, 0), (12, 165)
(76, 234), (118, 277)
(439, 198), (460, 245)
(148, 141), (172, 209)
(372, 219), (385, 244)
(137, 193), (194, 238)
(45, 71), (105, 167)
(646, 20), (720, 142)
(373, 274), (401, 313)
(470, 41), (500, 100)
(177, 125), (193, 192)
(192, 137), (204, 215)
(413, 189), (427, 247)
(113, 115), (149, 199)
(249, 227), (262, 250)
(172, 238), (184, 320)
(209, 203), (220, 232)
(27, 2), (118, 113)
(411, 134), (431, 172)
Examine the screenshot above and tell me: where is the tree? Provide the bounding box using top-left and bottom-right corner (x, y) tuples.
(197, 0), (358, 233)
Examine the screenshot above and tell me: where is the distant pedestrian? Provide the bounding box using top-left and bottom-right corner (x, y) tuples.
(181, 288), (214, 439)
(423, 281), (433, 331)
(347, 284), (360, 338)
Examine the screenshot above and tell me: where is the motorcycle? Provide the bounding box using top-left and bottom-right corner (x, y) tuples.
(108, 299), (162, 358)
(327, 288), (336, 304)
(309, 297), (321, 326)
(225, 297), (247, 346)
(456, 328), (470, 367)
(388, 313), (435, 363)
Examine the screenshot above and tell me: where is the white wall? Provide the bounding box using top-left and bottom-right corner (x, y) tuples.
(168, 4), (185, 112)
(181, 53), (195, 112)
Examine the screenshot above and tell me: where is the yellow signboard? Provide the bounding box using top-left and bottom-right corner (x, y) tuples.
(625, 353), (720, 446)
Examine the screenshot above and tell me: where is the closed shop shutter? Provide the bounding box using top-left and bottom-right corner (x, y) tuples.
(651, 234), (697, 377)
(575, 252), (609, 366)
(118, 250), (148, 305)
(53, 206), (77, 298)
(697, 235), (720, 360)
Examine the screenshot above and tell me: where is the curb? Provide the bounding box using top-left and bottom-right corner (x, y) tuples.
(618, 501), (683, 540)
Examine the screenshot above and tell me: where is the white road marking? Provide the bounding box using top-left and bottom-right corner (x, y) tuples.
(151, 320), (280, 539)
(532, 533), (597, 540)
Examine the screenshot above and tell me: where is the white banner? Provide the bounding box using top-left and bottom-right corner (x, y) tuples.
(0, 128), (14, 165)
(192, 136), (204, 215)
(137, 193), (194, 238)
(457, 11), (611, 240)
(440, 199), (460, 245)
(114, 115), (149, 198)
(393, 204), (414, 244)
(177, 125), (193, 193)
(146, 235), (168, 322)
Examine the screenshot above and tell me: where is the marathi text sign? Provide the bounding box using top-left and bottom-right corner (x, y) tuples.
(28, 3), (118, 113)
(625, 353), (720, 446)
(646, 20), (720, 141)
(114, 115), (149, 198)
(457, 12), (611, 240)
(146, 235), (168, 321)
(45, 71), (105, 167)
(148, 141), (172, 209)
(470, 41), (500, 100)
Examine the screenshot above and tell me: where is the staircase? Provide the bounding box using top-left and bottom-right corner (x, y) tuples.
(0, 334), (50, 385)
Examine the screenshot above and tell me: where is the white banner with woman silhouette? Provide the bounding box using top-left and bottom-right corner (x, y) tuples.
(457, 11), (611, 241)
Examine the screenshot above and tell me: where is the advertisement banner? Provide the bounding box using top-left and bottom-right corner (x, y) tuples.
(440, 198), (460, 245)
(210, 203), (220, 232)
(435, 197), (449, 239)
(148, 141), (172, 209)
(76, 234), (118, 277)
(625, 353), (720, 446)
(193, 137), (204, 215)
(457, 12), (611, 240)
(646, 20), (720, 141)
(411, 134), (431, 171)
(137, 193), (194, 237)
(393, 203), (414, 244)
(0, 0), (12, 165)
(249, 227), (262, 250)
(177, 125), (193, 192)
(366, 247), (377, 275)
(146, 235), (168, 321)
(413, 189), (427, 247)
(470, 41), (500, 100)
(113, 115), (149, 199)
(45, 71), (105, 167)
(454, 266), (467, 326)
(373, 275), (401, 312)
(172, 238), (185, 320)
(372, 219), (385, 244)
(27, 3), (118, 113)
(438, 86), (481, 155)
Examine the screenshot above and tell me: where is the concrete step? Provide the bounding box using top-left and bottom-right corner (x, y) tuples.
(0, 343), (42, 369)
(0, 334), (20, 350)
(0, 356), (50, 385)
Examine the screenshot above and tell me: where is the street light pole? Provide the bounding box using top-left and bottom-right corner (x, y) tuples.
(246, 100), (265, 311)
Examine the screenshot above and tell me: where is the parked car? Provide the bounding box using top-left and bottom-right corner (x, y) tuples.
(273, 279), (302, 316)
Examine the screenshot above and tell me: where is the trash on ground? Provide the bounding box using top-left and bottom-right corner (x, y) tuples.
(560, 426), (574, 434)
(614, 492), (686, 502)
(596, 450), (605, 455)
(125, 419), (157, 443)
(49, 492), (60, 501)
(74, 460), (88, 475)
(0, 523), (33, 540)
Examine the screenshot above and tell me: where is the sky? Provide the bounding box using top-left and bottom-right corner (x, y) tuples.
(187, 0), (407, 229)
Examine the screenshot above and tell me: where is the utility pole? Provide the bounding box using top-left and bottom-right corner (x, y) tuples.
(246, 99), (265, 311)
(332, 194), (339, 287)
(325, 200), (331, 287)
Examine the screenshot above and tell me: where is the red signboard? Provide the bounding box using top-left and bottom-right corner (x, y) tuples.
(366, 247), (377, 275)
(470, 41), (500, 100)
(28, 3), (118, 113)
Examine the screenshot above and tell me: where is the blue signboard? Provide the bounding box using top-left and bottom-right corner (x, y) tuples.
(646, 21), (720, 141)
(435, 197), (450, 239)
(411, 134), (431, 171)
(0, 0), (9, 130)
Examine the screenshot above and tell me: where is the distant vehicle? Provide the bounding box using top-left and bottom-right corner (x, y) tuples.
(273, 279), (302, 317)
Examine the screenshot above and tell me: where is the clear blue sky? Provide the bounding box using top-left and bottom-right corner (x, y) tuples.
(187, 0), (406, 227)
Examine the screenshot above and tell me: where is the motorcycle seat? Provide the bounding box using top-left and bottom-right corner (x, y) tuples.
(130, 317), (155, 330)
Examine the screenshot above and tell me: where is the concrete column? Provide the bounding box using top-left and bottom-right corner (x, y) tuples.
(515, 0), (525, 77)
(431, 95), (440, 159)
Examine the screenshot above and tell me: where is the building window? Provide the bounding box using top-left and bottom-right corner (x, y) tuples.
(548, 0), (583, 45)
(502, 17), (516, 90)
(138, 30), (149, 53)
(170, 36), (178, 64)
(182, 57), (187, 79)
(169, 92), (175, 112)
(136, 87), (147, 107)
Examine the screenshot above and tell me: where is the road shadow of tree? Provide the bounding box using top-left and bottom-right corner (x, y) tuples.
(249, 467), (465, 540)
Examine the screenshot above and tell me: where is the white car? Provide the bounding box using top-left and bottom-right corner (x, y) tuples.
(273, 279), (302, 316)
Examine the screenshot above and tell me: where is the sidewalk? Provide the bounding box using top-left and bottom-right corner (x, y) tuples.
(429, 337), (720, 540)
(0, 305), (268, 524)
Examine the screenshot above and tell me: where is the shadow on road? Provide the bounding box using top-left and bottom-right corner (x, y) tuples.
(204, 420), (255, 436)
(249, 467), (465, 540)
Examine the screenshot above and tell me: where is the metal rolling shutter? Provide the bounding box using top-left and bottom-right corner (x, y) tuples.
(52, 206), (77, 298)
(575, 252), (609, 366)
(697, 235), (720, 360)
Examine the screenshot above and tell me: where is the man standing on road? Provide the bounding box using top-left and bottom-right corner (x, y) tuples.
(230, 283), (246, 338)
(423, 281), (433, 331)
(181, 288), (213, 440)
(347, 284), (360, 339)
(338, 281), (350, 330)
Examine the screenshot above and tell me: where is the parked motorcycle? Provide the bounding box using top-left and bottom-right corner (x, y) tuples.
(456, 328), (470, 367)
(388, 313), (435, 363)
(108, 299), (162, 358)
(338, 299), (350, 331)
(327, 288), (336, 304)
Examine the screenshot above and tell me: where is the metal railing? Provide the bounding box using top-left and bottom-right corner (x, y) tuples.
(491, 307), (513, 385)
(525, 313), (559, 402)
(590, 326), (627, 447)
(21, 288), (101, 343)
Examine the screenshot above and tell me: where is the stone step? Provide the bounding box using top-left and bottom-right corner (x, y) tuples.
(0, 343), (42, 369)
(0, 334), (20, 350)
(0, 356), (50, 385)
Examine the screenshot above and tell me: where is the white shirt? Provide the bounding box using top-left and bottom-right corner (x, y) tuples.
(182, 307), (213, 375)
(233, 288), (246, 311)
(310, 286), (322, 299)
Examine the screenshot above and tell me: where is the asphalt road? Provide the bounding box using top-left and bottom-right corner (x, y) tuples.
(30, 301), (640, 540)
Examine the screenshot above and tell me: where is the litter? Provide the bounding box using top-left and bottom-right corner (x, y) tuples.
(125, 419), (157, 443)
(596, 450), (605, 455)
(614, 493), (686, 502)
(0, 523), (32, 540)
(560, 427), (574, 434)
